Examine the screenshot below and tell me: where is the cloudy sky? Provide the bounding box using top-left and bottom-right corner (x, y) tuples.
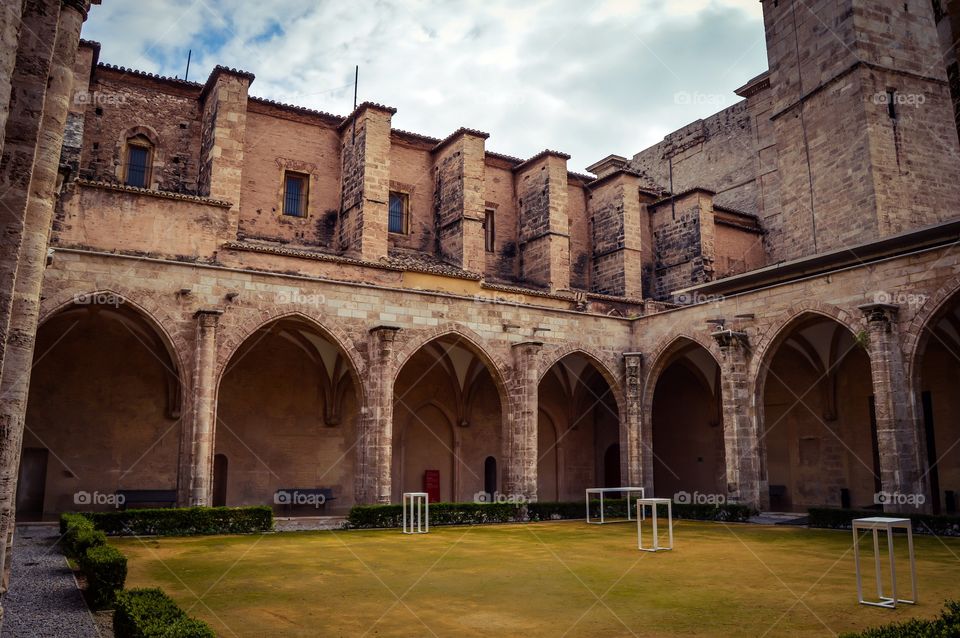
(83, 0), (768, 172)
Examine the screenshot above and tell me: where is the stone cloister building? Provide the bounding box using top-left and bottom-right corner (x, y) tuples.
(3, 0), (960, 585)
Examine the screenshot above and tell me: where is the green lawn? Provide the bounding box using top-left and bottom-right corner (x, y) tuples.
(113, 520), (960, 637)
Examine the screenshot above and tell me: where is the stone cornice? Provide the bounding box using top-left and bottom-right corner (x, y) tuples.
(74, 179), (233, 208)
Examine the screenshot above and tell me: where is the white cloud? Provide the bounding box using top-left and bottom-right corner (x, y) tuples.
(83, 0), (767, 171)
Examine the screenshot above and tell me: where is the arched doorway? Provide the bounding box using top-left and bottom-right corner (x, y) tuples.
(537, 353), (621, 501)
(392, 335), (504, 503)
(915, 291), (960, 514)
(20, 299), (182, 518)
(649, 339), (724, 501)
(216, 316), (360, 513)
(759, 314), (877, 511)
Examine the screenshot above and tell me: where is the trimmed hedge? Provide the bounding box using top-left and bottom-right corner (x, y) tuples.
(839, 600), (960, 637)
(62, 506), (273, 537)
(114, 588), (215, 638)
(62, 514), (107, 560)
(347, 499), (756, 529)
(809, 508), (960, 537)
(78, 544), (127, 608)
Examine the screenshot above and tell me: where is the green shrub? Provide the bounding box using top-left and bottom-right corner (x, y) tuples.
(840, 600), (960, 637)
(347, 499), (756, 528)
(160, 618), (217, 638)
(60, 512), (89, 535)
(809, 508), (960, 537)
(79, 506), (273, 536)
(114, 588), (215, 638)
(78, 544), (127, 608)
(61, 513), (106, 559)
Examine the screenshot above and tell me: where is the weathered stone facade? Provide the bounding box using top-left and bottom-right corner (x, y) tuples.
(3, 0), (960, 605)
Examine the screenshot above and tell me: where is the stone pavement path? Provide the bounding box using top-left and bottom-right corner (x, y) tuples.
(0, 524), (100, 638)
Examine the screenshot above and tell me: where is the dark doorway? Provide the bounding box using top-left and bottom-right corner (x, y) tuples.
(603, 444), (620, 488)
(922, 391), (941, 515)
(212, 454), (228, 507)
(484, 456), (497, 497)
(16, 448), (48, 521)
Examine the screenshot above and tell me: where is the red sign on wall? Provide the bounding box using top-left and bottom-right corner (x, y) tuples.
(423, 470), (440, 503)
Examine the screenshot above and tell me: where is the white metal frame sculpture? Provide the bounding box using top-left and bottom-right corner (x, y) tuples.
(852, 517), (916, 608)
(636, 497), (673, 552)
(585, 487), (645, 524)
(402, 492), (429, 534)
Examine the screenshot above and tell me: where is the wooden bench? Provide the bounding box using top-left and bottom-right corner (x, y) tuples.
(274, 488), (336, 513)
(115, 489), (177, 510)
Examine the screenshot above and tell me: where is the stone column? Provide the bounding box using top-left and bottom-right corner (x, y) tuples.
(357, 325), (400, 504)
(712, 329), (762, 508)
(505, 341), (542, 500)
(622, 352), (644, 487)
(187, 309), (222, 506)
(858, 302), (927, 513)
(0, 0), (89, 600)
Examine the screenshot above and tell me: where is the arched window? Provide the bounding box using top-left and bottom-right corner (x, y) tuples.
(124, 134), (153, 188)
(484, 456), (497, 497)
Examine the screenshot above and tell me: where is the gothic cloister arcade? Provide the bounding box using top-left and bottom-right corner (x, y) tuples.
(215, 316), (361, 512)
(647, 338), (725, 502)
(912, 288), (960, 515)
(537, 352), (621, 502)
(757, 313), (877, 512)
(18, 299), (183, 518)
(391, 334), (506, 503)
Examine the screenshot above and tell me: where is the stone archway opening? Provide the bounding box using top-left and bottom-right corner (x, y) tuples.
(392, 335), (503, 503)
(537, 353), (620, 502)
(915, 293), (960, 515)
(216, 316), (360, 514)
(649, 340), (724, 502)
(20, 300), (182, 519)
(760, 314), (877, 512)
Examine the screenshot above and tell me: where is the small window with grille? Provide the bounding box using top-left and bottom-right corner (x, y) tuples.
(124, 138), (152, 188)
(388, 191), (408, 234)
(283, 172), (309, 217)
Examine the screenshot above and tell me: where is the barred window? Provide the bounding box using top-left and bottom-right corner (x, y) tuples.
(124, 139), (152, 188)
(388, 191), (408, 234)
(283, 172), (308, 217)
(483, 208), (496, 252)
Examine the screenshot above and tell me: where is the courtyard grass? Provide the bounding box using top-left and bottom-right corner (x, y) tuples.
(113, 519), (960, 637)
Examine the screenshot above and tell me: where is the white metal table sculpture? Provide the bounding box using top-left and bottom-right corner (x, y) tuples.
(585, 487), (645, 524)
(402, 492), (429, 534)
(636, 497), (673, 552)
(852, 517), (916, 608)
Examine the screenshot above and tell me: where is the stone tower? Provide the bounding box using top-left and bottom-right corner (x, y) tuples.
(763, 0), (960, 261)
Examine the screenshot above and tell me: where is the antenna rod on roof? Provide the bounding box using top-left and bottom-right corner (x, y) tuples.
(352, 65), (359, 143)
(184, 49), (192, 82)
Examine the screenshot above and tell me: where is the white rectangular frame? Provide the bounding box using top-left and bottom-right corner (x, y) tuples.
(637, 497), (673, 552)
(852, 517), (916, 608)
(402, 492), (429, 534)
(585, 487), (645, 524)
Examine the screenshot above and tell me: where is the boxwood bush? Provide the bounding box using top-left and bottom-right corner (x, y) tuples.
(114, 588), (215, 638)
(62, 513), (107, 559)
(347, 499), (755, 528)
(62, 506), (273, 537)
(809, 508), (960, 537)
(78, 544), (127, 608)
(839, 600), (960, 637)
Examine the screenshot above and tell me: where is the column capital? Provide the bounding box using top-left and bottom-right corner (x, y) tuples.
(623, 351), (644, 362)
(193, 308), (223, 328)
(369, 324), (401, 342)
(858, 302), (899, 325)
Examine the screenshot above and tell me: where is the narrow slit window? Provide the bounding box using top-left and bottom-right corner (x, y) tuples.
(484, 208), (496, 252)
(389, 191), (408, 234)
(124, 142), (151, 188)
(283, 172), (308, 217)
